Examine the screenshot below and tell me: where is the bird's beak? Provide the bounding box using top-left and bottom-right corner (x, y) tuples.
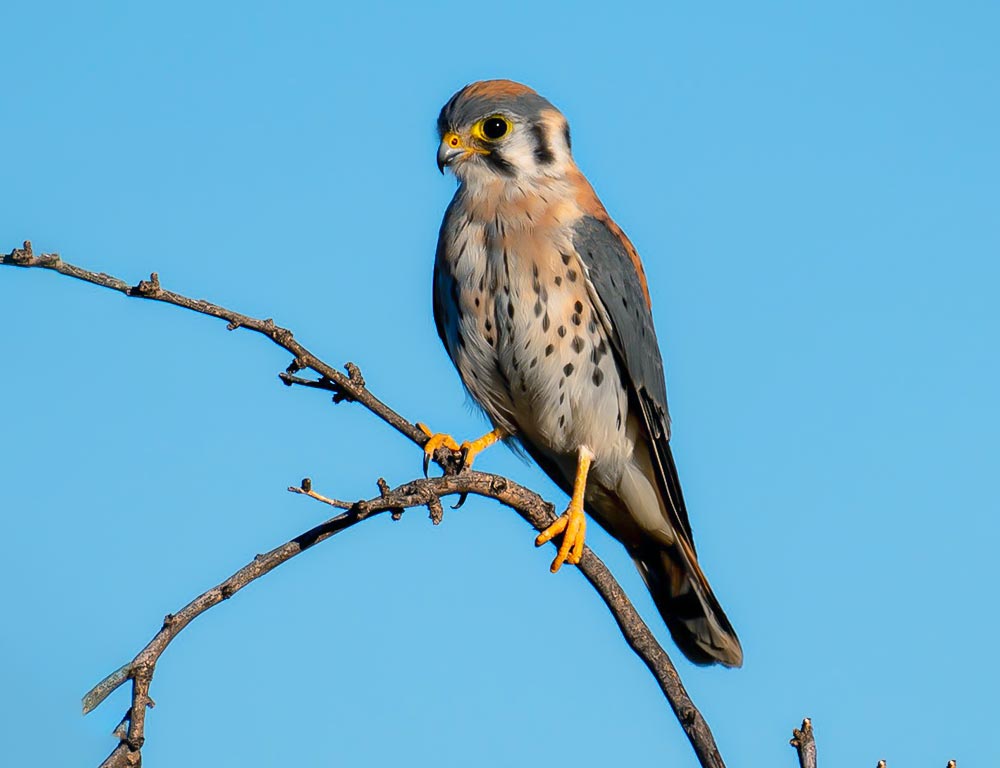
(437, 132), (466, 174)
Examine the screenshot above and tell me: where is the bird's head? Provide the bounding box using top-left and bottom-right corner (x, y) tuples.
(437, 80), (574, 185)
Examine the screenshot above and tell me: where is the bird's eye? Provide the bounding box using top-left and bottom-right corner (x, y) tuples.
(480, 116), (510, 140)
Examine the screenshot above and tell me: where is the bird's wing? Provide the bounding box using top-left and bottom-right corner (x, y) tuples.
(571, 215), (695, 549)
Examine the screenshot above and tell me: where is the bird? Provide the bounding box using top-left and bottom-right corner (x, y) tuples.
(420, 79), (742, 667)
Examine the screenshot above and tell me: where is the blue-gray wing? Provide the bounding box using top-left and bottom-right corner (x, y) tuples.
(573, 216), (695, 546)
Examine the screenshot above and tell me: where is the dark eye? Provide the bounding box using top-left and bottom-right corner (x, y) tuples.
(482, 116), (510, 140)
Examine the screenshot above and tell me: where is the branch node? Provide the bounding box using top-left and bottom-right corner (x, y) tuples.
(227, 320), (242, 331)
(285, 357), (307, 375)
(345, 361), (365, 387)
(220, 583), (235, 600)
(162, 613), (175, 629)
(490, 476), (508, 494)
(301, 477), (313, 492)
(427, 495), (444, 525)
(129, 272), (162, 298)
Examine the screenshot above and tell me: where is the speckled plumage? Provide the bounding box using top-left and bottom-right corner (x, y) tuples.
(433, 80), (742, 667)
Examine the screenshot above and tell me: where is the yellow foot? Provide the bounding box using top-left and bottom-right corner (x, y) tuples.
(535, 501), (587, 572)
(535, 446), (594, 572)
(416, 424), (504, 476)
(417, 423), (460, 476)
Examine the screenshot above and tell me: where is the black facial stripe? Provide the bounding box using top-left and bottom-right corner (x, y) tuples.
(563, 123), (572, 150)
(531, 124), (555, 165)
(484, 152), (516, 176)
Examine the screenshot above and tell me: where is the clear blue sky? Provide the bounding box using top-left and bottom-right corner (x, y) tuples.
(2, 2), (997, 765)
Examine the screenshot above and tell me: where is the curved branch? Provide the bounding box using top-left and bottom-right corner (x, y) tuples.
(4, 242), (724, 768)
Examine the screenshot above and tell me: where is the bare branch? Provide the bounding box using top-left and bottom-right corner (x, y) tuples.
(5, 242), (724, 768)
(790, 718), (817, 768)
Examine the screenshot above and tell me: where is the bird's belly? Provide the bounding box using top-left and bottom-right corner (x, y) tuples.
(493, 263), (632, 482)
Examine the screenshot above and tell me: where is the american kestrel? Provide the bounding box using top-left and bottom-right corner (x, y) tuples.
(421, 80), (742, 667)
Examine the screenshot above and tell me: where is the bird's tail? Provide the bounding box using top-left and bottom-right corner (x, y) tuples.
(633, 543), (743, 667)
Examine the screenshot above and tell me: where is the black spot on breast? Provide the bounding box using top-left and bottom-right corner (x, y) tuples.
(571, 336), (585, 353)
(592, 369), (604, 387)
(545, 343), (554, 356)
(588, 319), (597, 334)
(554, 276), (563, 286)
(534, 300), (543, 317)
(571, 313), (581, 326)
(507, 301), (514, 319)
(567, 269), (577, 282)
(558, 325), (566, 337)
(485, 335), (494, 346)
(563, 362), (574, 376)
(558, 414), (565, 428)
(559, 392), (565, 405)
(530, 357), (538, 368)
(591, 341), (608, 365)
(542, 314), (550, 331)
(574, 300), (583, 313)
(561, 252), (572, 265)
(474, 297), (480, 308)
(485, 319), (492, 332)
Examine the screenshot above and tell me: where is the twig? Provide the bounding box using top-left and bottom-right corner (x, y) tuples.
(790, 718), (817, 768)
(5, 242), (725, 768)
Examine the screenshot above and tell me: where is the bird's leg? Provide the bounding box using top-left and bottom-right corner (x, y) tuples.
(535, 446), (593, 572)
(457, 428), (504, 470)
(416, 423), (504, 475)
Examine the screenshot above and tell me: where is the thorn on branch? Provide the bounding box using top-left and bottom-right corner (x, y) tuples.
(129, 272), (162, 298)
(227, 320), (243, 331)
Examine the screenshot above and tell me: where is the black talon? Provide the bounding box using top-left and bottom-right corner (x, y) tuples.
(452, 492), (469, 509)
(423, 451), (431, 478)
(458, 446), (471, 472)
